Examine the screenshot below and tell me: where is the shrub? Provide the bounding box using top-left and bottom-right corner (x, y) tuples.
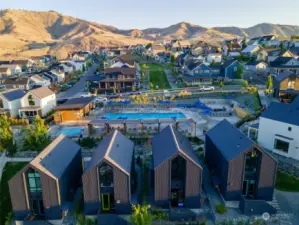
(79, 137), (98, 149)
(216, 203), (227, 214)
(86, 217), (92, 225)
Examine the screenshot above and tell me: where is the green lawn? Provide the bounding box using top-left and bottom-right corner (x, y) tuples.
(148, 64), (171, 89)
(275, 170), (299, 192)
(0, 162), (27, 225)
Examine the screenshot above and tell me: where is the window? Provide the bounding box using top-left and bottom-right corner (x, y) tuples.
(28, 95), (35, 106)
(27, 169), (42, 192)
(199, 70), (203, 73)
(288, 76), (296, 89)
(274, 139), (289, 153)
(99, 163), (114, 187)
(0, 98), (3, 108)
(288, 127), (292, 131)
(234, 67), (237, 71)
(204, 70), (210, 73)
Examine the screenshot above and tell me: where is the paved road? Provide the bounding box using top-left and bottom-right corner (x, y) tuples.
(58, 56), (100, 100)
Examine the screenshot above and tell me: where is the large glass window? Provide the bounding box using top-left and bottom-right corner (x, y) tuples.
(99, 163), (114, 187)
(27, 169), (42, 192)
(274, 139), (289, 153)
(288, 76), (296, 89)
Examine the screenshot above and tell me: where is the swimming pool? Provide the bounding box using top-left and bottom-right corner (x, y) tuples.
(104, 113), (185, 120)
(56, 127), (84, 137)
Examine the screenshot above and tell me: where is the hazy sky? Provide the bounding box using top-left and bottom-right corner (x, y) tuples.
(2, 0), (299, 29)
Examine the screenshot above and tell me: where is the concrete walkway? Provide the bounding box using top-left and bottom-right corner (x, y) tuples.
(164, 69), (177, 89)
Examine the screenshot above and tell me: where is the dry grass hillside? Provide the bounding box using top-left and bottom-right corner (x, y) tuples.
(0, 10), (299, 59)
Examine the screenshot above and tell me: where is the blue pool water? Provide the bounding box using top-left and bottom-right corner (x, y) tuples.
(57, 127), (84, 136)
(105, 113), (185, 120)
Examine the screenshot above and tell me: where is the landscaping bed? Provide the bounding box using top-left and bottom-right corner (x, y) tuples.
(275, 170), (299, 192)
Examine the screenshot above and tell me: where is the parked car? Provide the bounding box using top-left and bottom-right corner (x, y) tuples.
(199, 86), (215, 91)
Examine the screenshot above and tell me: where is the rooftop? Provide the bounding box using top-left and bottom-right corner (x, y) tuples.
(30, 135), (81, 179)
(30, 86), (55, 99)
(152, 125), (201, 168)
(56, 96), (95, 110)
(0, 89), (26, 101)
(206, 119), (255, 161)
(84, 130), (134, 175)
(261, 98), (299, 126)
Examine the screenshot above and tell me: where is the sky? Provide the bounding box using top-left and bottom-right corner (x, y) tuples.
(1, 0), (299, 29)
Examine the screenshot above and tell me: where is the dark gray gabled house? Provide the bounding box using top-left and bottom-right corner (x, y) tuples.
(205, 119), (277, 201)
(82, 130), (134, 215)
(8, 135), (82, 220)
(151, 125), (203, 208)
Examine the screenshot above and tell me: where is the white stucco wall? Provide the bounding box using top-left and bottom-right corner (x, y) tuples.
(258, 117), (299, 160)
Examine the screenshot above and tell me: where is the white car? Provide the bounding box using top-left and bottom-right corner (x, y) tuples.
(199, 86), (215, 91)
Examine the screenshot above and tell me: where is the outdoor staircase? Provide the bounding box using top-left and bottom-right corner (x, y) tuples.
(267, 196), (282, 213)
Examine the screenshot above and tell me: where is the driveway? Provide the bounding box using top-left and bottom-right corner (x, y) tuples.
(275, 190), (299, 224)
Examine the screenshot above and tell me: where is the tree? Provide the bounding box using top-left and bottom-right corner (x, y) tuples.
(130, 204), (153, 225)
(6, 142), (17, 158)
(219, 81), (224, 88)
(145, 43), (152, 49)
(149, 82), (154, 90)
(242, 37), (247, 49)
(22, 116), (51, 152)
(0, 115), (13, 152)
(170, 54), (175, 65)
(243, 80), (249, 88)
(82, 64), (86, 73)
(266, 73), (273, 90)
(132, 85), (136, 92)
(113, 87), (117, 94)
(236, 66), (243, 79)
(228, 43), (232, 52)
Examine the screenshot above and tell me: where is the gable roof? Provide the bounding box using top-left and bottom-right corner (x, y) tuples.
(274, 71), (296, 82)
(104, 67), (136, 75)
(246, 61), (267, 66)
(187, 61), (201, 70)
(152, 125), (201, 168)
(56, 96), (95, 110)
(0, 67), (10, 73)
(0, 89), (26, 101)
(261, 100), (299, 126)
(30, 134), (81, 179)
(270, 57), (295, 67)
(206, 119), (255, 161)
(3, 77), (29, 85)
(242, 45), (260, 53)
(222, 59), (240, 69)
(85, 130), (134, 175)
(30, 87), (55, 99)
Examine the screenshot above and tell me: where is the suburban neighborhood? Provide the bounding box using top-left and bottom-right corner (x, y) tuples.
(1, 8), (299, 225)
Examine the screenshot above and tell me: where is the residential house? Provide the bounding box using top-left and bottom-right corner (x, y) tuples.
(221, 60), (244, 79)
(54, 97), (95, 124)
(3, 77), (32, 90)
(83, 130), (134, 215)
(151, 125), (203, 208)
(0, 67), (12, 79)
(289, 46), (299, 58)
(11, 59), (34, 72)
(248, 35), (279, 47)
(257, 98), (299, 160)
(69, 60), (86, 71)
(245, 61), (268, 72)
(227, 52), (241, 58)
(206, 53), (222, 63)
(242, 45), (268, 61)
(59, 62), (75, 74)
(156, 52), (171, 64)
(267, 49), (294, 63)
(231, 42), (242, 52)
(94, 67), (139, 93)
(0, 64), (22, 75)
(273, 71), (299, 98)
(269, 57), (299, 75)
(19, 87), (56, 119)
(0, 89), (26, 117)
(50, 69), (65, 83)
(183, 62), (214, 85)
(205, 119), (277, 202)
(72, 53), (86, 61)
(30, 75), (51, 87)
(9, 135), (82, 220)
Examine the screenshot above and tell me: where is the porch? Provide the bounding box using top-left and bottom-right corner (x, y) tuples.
(19, 106), (42, 118)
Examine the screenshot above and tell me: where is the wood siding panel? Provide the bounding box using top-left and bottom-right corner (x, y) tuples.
(258, 152), (277, 188)
(82, 167), (99, 203)
(185, 160), (202, 197)
(154, 160), (170, 202)
(113, 167), (129, 204)
(40, 173), (59, 208)
(8, 165), (30, 215)
(227, 153), (244, 193)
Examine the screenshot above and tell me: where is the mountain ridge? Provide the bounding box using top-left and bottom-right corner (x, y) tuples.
(0, 9), (299, 59)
